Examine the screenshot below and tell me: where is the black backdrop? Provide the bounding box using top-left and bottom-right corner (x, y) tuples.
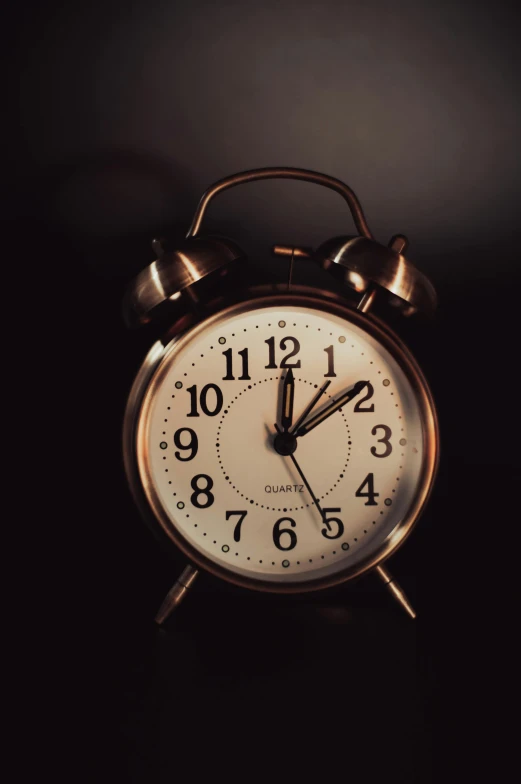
(7, 1), (519, 781)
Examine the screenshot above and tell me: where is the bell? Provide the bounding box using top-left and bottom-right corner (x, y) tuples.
(122, 235), (245, 328)
(313, 234), (437, 317)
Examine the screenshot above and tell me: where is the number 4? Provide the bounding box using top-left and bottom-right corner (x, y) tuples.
(355, 473), (379, 506)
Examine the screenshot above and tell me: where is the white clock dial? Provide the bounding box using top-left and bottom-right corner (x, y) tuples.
(136, 298), (435, 588)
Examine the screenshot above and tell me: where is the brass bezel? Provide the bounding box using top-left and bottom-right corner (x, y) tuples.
(123, 287), (439, 594)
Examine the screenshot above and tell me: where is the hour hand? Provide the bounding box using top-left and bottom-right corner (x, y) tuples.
(295, 380), (369, 437)
(280, 367), (295, 432)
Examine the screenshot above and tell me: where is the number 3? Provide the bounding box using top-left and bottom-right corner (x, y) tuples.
(371, 425), (393, 458)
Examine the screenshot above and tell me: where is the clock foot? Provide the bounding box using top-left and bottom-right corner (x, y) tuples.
(375, 565), (416, 619)
(154, 565), (199, 625)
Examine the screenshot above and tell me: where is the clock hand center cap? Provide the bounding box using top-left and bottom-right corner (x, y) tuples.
(273, 431), (298, 456)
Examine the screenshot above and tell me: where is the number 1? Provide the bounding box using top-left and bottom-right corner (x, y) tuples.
(324, 345), (336, 377)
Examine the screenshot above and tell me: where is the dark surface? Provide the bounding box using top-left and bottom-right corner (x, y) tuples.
(7, 1), (519, 780)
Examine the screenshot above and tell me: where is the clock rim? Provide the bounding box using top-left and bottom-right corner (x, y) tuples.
(124, 287), (439, 594)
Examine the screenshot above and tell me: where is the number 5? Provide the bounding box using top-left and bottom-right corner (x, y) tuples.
(321, 508), (344, 539)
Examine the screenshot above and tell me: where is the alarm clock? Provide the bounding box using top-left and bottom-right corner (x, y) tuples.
(122, 168), (439, 624)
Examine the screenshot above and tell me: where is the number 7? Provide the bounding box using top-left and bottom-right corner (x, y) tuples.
(226, 510), (248, 542)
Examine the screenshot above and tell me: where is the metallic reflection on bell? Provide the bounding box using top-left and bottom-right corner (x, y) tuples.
(314, 235), (437, 317)
(122, 236), (245, 328)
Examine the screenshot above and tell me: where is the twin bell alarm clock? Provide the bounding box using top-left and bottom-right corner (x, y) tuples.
(121, 168), (439, 624)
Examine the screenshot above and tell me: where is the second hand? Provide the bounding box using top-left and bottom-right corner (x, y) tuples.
(274, 423), (330, 531)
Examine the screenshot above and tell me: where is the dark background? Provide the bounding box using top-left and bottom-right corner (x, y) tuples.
(7, 0), (519, 781)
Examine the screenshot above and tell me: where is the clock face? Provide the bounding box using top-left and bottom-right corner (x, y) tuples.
(135, 296), (437, 590)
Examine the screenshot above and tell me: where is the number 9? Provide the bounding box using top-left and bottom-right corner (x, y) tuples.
(173, 428), (198, 461)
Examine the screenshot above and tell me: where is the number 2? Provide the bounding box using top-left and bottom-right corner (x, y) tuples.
(354, 382), (375, 412)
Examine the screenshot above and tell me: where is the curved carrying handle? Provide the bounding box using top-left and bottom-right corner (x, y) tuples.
(186, 167), (374, 240)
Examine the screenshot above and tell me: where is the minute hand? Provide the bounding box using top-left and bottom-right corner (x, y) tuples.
(295, 381), (369, 437)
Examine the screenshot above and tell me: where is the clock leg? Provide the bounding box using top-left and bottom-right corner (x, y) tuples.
(154, 565), (199, 625)
(375, 564), (417, 619)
